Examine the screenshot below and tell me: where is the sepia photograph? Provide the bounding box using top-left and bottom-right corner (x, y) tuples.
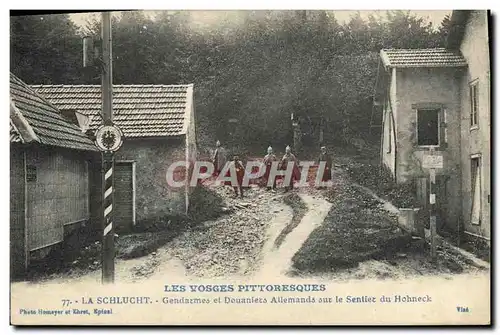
(9, 8), (491, 326)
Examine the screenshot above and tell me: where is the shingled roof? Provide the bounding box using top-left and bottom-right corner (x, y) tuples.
(380, 48), (468, 68)
(10, 73), (98, 151)
(32, 84), (194, 139)
(10, 120), (22, 143)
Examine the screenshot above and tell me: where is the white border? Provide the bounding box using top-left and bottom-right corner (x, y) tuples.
(4, 4), (499, 334)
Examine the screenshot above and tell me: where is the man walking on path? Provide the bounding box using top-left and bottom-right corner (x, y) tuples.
(212, 140), (227, 178)
(262, 146), (277, 190)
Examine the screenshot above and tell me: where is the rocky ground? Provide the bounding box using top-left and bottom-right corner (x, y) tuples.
(162, 186), (284, 278)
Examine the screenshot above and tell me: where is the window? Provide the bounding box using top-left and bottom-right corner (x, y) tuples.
(417, 109), (440, 146)
(471, 156), (481, 225)
(470, 81), (479, 127)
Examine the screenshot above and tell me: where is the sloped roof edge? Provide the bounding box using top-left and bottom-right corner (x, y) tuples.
(10, 73), (98, 151)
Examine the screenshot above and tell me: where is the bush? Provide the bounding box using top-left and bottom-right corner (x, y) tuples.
(187, 185), (226, 223)
(386, 182), (419, 208)
(347, 163), (419, 208)
(134, 213), (190, 234)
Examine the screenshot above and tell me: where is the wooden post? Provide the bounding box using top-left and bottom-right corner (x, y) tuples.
(422, 148), (443, 263)
(429, 146), (437, 264)
(429, 168), (437, 262)
(83, 36), (93, 68)
(319, 117), (324, 146)
(101, 12), (115, 284)
(102, 153), (114, 283)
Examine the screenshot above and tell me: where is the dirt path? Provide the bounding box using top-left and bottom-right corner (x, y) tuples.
(252, 203), (292, 277)
(255, 193), (332, 278)
(120, 186), (295, 280)
(93, 187), (333, 282)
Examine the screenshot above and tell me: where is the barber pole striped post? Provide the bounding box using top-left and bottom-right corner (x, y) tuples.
(102, 152), (115, 283)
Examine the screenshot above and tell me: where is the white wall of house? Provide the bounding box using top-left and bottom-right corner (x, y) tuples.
(185, 85), (197, 214)
(381, 69), (397, 176)
(394, 67), (463, 232)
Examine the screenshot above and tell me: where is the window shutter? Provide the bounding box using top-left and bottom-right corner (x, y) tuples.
(410, 109), (418, 148)
(386, 111), (392, 153)
(471, 157), (482, 225)
(470, 86), (474, 127)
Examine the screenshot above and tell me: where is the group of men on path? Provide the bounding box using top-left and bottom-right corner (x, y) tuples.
(211, 140), (333, 197)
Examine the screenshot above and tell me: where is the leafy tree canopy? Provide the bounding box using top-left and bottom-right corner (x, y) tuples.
(10, 10), (451, 150)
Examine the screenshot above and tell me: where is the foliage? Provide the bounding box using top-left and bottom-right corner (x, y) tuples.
(187, 185), (226, 223)
(10, 14), (84, 84)
(346, 163), (419, 208)
(292, 178), (413, 272)
(10, 10), (451, 150)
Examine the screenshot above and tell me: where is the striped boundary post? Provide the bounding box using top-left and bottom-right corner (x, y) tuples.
(102, 152), (115, 283)
(429, 168), (437, 263)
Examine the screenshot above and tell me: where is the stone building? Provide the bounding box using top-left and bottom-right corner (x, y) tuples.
(34, 84), (197, 232)
(374, 10), (490, 241)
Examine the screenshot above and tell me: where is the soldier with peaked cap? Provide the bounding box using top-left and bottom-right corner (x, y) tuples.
(212, 140), (227, 178)
(317, 146), (333, 188)
(280, 145), (301, 192)
(262, 146), (277, 190)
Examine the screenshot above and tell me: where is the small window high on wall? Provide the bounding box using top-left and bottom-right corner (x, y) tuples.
(417, 109), (440, 146)
(471, 156), (482, 225)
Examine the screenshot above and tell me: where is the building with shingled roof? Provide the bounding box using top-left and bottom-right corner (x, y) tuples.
(32, 83), (197, 232)
(10, 73), (101, 277)
(373, 10), (490, 242)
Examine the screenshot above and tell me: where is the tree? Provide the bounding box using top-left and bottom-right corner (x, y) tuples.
(10, 14), (84, 84)
(437, 14), (453, 47)
(10, 10), (450, 150)
(385, 10), (441, 49)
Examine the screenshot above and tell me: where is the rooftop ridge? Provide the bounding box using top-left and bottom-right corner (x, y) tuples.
(381, 47), (449, 51)
(32, 84), (193, 88)
(31, 82), (193, 138)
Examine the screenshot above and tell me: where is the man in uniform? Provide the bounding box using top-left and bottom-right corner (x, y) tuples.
(212, 140), (227, 178)
(317, 146), (333, 189)
(225, 155), (245, 197)
(280, 145), (300, 192)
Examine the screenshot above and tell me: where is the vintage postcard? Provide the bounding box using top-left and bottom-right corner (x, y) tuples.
(9, 9), (491, 326)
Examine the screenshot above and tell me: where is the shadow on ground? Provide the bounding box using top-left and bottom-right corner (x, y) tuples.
(274, 193), (308, 248)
